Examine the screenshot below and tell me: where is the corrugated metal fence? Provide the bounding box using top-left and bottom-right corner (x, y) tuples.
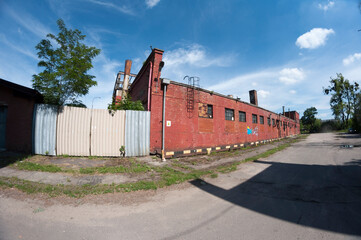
(125, 110), (150, 157)
(32, 104), (149, 157)
(33, 104), (57, 155)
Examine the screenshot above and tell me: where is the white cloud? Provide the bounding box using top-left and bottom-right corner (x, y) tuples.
(289, 90), (297, 94)
(145, 0), (161, 8)
(87, 0), (134, 15)
(318, 1), (335, 11)
(258, 90), (270, 98)
(163, 44), (233, 68)
(207, 70), (277, 93)
(296, 28), (335, 49)
(343, 53), (361, 66)
(279, 68), (305, 84)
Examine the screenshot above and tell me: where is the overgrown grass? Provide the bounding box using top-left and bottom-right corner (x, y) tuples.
(79, 160), (151, 174)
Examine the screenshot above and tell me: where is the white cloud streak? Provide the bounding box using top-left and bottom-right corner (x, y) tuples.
(296, 28), (335, 49)
(258, 90), (270, 98)
(145, 0), (161, 8)
(343, 53), (361, 66)
(5, 3), (51, 38)
(207, 70), (278, 92)
(163, 44), (233, 68)
(87, 0), (134, 15)
(318, 1), (335, 11)
(279, 68), (305, 85)
(0, 34), (38, 60)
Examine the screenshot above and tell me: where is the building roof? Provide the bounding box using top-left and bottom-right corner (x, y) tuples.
(0, 78), (43, 101)
(166, 79), (298, 122)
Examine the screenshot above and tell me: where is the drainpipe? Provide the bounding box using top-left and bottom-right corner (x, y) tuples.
(147, 62), (153, 111)
(162, 79), (171, 161)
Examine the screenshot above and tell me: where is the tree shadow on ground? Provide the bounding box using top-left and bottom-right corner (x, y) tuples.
(190, 160), (361, 236)
(0, 151), (29, 168)
(334, 133), (361, 139)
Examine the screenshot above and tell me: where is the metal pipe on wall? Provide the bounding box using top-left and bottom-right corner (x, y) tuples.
(162, 79), (170, 161)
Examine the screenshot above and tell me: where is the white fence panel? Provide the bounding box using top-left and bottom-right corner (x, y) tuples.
(91, 109), (126, 156)
(57, 106), (91, 156)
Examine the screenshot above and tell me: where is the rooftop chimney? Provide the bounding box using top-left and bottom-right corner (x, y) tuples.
(249, 90), (258, 106)
(121, 59), (132, 98)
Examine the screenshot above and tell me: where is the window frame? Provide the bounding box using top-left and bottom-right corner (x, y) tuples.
(260, 116), (264, 124)
(239, 111), (246, 122)
(206, 104), (213, 119)
(252, 114), (258, 124)
(225, 108), (235, 121)
(267, 117), (271, 126)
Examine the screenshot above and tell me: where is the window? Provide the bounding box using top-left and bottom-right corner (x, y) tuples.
(239, 111), (246, 122)
(260, 116), (264, 124)
(198, 103), (213, 118)
(267, 117), (271, 126)
(272, 119), (275, 126)
(207, 105), (213, 118)
(252, 114), (258, 124)
(225, 108), (234, 121)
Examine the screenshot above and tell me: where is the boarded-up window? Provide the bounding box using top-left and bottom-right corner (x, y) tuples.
(198, 103), (213, 118)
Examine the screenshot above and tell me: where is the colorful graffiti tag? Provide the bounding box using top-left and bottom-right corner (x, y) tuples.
(247, 126), (259, 136)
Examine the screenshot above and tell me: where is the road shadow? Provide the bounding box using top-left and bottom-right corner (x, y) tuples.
(190, 160), (361, 236)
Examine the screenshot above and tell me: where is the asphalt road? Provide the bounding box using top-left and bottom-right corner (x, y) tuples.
(1, 133), (361, 240)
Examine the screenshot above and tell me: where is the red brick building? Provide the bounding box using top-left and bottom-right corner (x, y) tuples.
(0, 78), (43, 152)
(129, 49), (300, 158)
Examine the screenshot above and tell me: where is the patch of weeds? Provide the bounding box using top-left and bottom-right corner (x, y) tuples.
(79, 168), (96, 174)
(210, 173), (218, 178)
(15, 162), (63, 173)
(78, 160), (151, 175)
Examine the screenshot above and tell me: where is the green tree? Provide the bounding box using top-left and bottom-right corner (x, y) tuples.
(323, 73), (359, 128)
(108, 96), (145, 112)
(32, 19), (100, 106)
(352, 93), (361, 132)
(301, 107), (318, 133)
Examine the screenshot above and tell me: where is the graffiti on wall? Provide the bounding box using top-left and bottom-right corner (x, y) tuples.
(247, 126), (259, 136)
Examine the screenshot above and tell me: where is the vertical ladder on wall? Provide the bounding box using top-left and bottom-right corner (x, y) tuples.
(184, 76), (200, 118)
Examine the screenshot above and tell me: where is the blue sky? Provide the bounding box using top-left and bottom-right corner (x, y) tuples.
(0, 0), (360, 119)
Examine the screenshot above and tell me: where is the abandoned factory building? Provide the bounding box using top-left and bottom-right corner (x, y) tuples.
(114, 48), (300, 158)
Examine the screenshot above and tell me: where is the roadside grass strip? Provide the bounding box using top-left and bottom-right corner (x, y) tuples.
(1, 135), (308, 197)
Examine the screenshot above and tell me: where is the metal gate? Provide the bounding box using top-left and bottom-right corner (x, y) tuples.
(0, 106), (7, 150)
